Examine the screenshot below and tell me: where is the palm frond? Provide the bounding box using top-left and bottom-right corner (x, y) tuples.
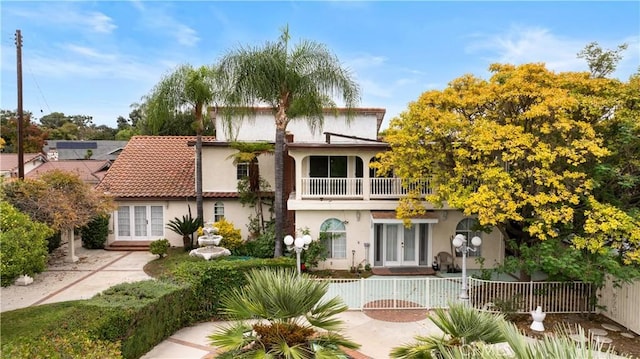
(208, 322), (255, 352)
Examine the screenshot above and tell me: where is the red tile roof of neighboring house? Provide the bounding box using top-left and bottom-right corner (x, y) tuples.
(0, 153), (46, 173)
(26, 160), (111, 185)
(96, 136), (221, 199)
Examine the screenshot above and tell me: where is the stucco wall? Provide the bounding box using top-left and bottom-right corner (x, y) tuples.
(201, 146), (275, 193)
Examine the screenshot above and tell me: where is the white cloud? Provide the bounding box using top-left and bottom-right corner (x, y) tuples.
(131, 3), (200, 47)
(88, 11), (117, 34)
(7, 6), (116, 34)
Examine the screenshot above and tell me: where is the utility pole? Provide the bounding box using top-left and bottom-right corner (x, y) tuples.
(16, 29), (24, 179)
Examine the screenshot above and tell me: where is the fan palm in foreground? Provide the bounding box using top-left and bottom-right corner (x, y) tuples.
(391, 302), (629, 359)
(209, 268), (359, 358)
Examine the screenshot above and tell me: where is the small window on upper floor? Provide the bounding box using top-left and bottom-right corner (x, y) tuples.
(237, 163), (249, 180)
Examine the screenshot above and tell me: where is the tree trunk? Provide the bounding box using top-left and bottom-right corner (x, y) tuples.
(273, 127), (285, 257)
(195, 103), (204, 224)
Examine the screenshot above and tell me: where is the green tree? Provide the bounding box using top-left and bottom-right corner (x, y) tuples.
(0, 110), (46, 153)
(374, 63), (640, 280)
(143, 64), (219, 223)
(577, 41), (628, 78)
(209, 268), (359, 358)
(218, 25), (360, 256)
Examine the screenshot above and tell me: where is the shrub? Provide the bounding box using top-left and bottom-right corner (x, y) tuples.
(0, 202), (53, 287)
(45, 231), (62, 253)
(235, 225), (275, 258)
(167, 213), (202, 250)
(80, 215), (110, 249)
(171, 257), (295, 321)
(214, 218), (244, 253)
(150, 238), (170, 258)
(1, 330), (123, 359)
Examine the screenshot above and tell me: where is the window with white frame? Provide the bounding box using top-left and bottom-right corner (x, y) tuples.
(237, 163), (249, 180)
(320, 218), (347, 259)
(116, 205), (163, 239)
(214, 202), (225, 222)
(455, 218), (482, 257)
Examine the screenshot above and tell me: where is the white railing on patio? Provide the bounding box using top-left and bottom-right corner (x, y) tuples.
(370, 178), (432, 199)
(301, 178), (362, 198)
(300, 177), (432, 199)
(318, 277), (594, 314)
(469, 278), (594, 314)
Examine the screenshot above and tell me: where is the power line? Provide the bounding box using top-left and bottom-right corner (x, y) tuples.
(26, 60), (52, 115)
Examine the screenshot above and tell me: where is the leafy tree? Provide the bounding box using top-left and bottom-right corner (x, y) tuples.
(143, 64), (219, 223)
(577, 41), (628, 78)
(0, 110), (46, 153)
(374, 63), (640, 281)
(209, 268), (359, 358)
(218, 25), (360, 256)
(2, 170), (114, 232)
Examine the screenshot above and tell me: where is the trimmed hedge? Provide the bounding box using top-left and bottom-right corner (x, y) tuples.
(81, 215), (110, 249)
(172, 256), (295, 321)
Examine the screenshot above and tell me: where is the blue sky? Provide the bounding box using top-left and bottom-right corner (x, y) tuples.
(1, 1), (639, 129)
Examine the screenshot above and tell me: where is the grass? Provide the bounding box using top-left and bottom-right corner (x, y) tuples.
(143, 247), (196, 278)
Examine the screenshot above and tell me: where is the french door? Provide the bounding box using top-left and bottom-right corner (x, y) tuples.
(117, 205), (164, 240)
(383, 224), (418, 266)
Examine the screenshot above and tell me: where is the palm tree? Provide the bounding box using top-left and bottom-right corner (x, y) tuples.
(209, 268), (359, 358)
(390, 303), (506, 359)
(166, 213), (202, 250)
(218, 25), (360, 257)
(144, 64), (219, 223)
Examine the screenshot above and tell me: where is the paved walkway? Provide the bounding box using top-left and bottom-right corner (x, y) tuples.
(0, 241), (441, 359)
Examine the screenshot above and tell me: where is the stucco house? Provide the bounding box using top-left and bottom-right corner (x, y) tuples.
(96, 108), (504, 270)
(0, 152), (47, 178)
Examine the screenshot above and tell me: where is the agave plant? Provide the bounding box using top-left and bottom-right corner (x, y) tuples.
(166, 213), (202, 250)
(209, 268), (359, 358)
(390, 303), (506, 359)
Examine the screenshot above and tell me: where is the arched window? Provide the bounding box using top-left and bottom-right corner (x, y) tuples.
(455, 218), (482, 257)
(320, 218), (346, 259)
(214, 202), (225, 222)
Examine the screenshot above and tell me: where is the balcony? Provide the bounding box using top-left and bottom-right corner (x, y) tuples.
(300, 178), (432, 199)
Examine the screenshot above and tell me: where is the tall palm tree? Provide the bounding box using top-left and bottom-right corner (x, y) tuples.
(144, 64), (219, 223)
(218, 25), (360, 257)
(209, 268), (359, 358)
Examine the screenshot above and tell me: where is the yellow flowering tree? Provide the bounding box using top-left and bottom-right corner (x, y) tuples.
(375, 63), (639, 282)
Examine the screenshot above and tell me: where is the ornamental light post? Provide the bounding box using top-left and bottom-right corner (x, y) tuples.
(284, 233), (312, 276)
(452, 234), (482, 301)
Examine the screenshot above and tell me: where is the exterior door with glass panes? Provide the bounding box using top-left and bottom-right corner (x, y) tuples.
(383, 224), (418, 266)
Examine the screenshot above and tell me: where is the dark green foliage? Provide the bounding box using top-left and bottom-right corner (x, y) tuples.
(46, 231), (62, 253)
(300, 239), (327, 270)
(166, 213), (202, 250)
(234, 225), (276, 258)
(150, 238), (170, 258)
(80, 215), (110, 249)
(171, 257), (295, 321)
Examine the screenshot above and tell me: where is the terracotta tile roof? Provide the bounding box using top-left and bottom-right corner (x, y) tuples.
(26, 160), (111, 185)
(96, 136), (214, 198)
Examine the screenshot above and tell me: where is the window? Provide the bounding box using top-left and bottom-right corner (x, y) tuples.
(455, 218), (482, 257)
(309, 156), (347, 178)
(237, 163), (249, 180)
(214, 202), (224, 222)
(116, 205), (163, 239)
(320, 218), (347, 259)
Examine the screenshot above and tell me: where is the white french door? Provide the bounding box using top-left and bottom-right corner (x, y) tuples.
(117, 205), (164, 240)
(383, 224), (419, 266)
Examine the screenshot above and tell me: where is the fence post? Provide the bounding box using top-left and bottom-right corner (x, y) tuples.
(529, 280), (533, 312)
(360, 278), (365, 311)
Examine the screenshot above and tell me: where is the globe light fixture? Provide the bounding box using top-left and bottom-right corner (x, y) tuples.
(452, 234), (482, 301)
(284, 233), (312, 275)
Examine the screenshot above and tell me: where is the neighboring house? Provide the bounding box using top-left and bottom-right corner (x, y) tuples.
(25, 160), (112, 186)
(0, 152), (48, 178)
(97, 108), (504, 270)
(44, 140), (128, 161)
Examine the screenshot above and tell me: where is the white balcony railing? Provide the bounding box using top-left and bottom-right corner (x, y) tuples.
(300, 177), (432, 199)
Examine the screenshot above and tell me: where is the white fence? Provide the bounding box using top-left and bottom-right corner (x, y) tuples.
(319, 277), (593, 314)
(598, 277), (640, 335)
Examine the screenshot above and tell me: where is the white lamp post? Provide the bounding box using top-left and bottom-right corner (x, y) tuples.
(452, 234), (482, 301)
(284, 233), (312, 276)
